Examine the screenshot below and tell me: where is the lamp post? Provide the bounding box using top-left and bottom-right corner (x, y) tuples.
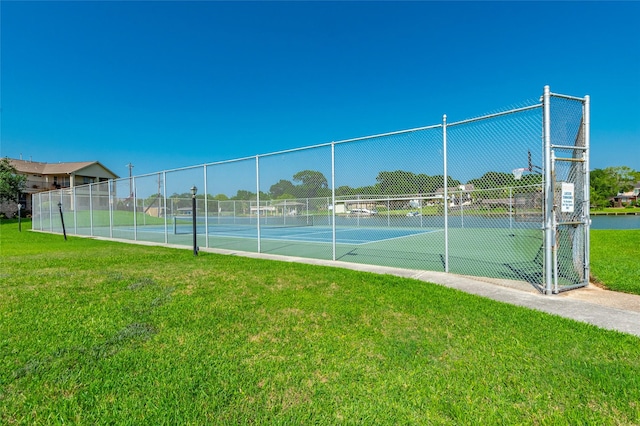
(58, 202), (67, 241)
(191, 185), (198, 256)
(17, 203), (22, 232)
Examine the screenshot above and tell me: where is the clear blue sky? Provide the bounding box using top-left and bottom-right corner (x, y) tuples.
(2, 1), (639, 185)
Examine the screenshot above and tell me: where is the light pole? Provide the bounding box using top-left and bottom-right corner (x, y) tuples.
(191, 185), (198, 256)
(17, 203), (22, 232)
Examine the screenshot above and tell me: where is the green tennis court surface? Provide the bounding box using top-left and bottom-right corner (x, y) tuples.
(66, 214), (547, 289)
(108, 222), (545, 287)
(169, 219), (441, 245)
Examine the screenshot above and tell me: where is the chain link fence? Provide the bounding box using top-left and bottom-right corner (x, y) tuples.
(548, 92), (590, 292)
(32, 86), (589, 293)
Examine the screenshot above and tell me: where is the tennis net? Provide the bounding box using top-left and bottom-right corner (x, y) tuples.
(173, 214), (315, 234)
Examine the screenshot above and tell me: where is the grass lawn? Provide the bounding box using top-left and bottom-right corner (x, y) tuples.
(590, 229), (640, 294)
(1, 220), (639, 424)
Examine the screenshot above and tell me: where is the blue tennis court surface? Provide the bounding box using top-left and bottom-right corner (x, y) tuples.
(134, 224), (439, 245)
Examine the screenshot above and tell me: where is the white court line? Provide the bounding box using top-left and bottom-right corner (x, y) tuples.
(210, 227), (441, 246)
(356, 228), (443, 246)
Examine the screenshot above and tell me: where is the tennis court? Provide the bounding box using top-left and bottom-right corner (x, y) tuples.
(139, 216), (441, 245)
(119, 215), (544, 289)
(54, 211), (547, 288)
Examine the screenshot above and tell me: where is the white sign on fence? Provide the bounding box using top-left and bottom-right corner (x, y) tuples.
(561, 182), (575, 213)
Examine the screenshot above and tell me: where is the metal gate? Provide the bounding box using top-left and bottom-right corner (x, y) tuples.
(543, 87), (590, 293)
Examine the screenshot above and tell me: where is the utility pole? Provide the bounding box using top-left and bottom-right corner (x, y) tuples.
(126, 163), (134, 198)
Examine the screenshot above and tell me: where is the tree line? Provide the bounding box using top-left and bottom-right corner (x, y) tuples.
(166, 169), (545, 203)
(3, 157), (637, 212)
(590, 166), (640, 208)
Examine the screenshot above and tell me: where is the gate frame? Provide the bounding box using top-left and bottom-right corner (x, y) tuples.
(543, 86), (590, 294)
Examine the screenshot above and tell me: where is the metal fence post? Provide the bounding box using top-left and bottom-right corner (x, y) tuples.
(163, 171), (168, 244)
(460, 189), (464, 229)
(191, 185), (198, 256)
(133, 177), (137, 241)
(73, 186), (78, 234)
(204, 165), (209, 249)
(543, 85), (553, 295)
(38, 194), (42, 230)
(509, 186), (513, 230)
(256, 156), (261, 253)
(331, 142), (336, 261)
(443, 114), (449, 273)
(89, 184), (94, 236)
(49, 192), (53, 232)
(583, 95), (591, 286)
(108, 180), (113, 238)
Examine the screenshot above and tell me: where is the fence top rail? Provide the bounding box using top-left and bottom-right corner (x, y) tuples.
(331, 124), (443, 146)
(33, 90), (585, 198)
(114, 102), (539, 182)
(254, 124), (445, 159)
(446, 103), (542, 128)
(337, 194), (445, 203)
(550, 92), (587, 102)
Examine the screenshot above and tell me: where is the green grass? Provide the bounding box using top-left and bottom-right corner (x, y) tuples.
(1, 220), (639, 424)
(590, 229), (640, 294)
(591, 207), (640, 214)
(61, 209), (166, 227)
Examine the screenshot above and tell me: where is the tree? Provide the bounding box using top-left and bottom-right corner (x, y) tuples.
(376, 171), (460, 196)
(467, 172), (514, 190)
(292, 170), (328, 198)
(269, 179), (296, 198)
(589, 168), (618, 201)
(589, 166), (639, 208)
(335, 186), (354, 197)
(0, 157), (26, 204)
(607, 166), (637, 193)
(376, 170), (417, 195)
(232, 190), (256, 200)
(169, 192), (192, 209)
(276, 193), (296, 200)
(590, 167), (638, 199)
(415, 174), (442, 194)
(231, 190), (269, 201)
(590, 186), (609, 210)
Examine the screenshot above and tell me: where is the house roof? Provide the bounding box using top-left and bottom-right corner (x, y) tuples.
(9, 159), (119, 179)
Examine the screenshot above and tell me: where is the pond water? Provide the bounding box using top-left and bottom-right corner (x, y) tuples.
(590, 215), (640, 230)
